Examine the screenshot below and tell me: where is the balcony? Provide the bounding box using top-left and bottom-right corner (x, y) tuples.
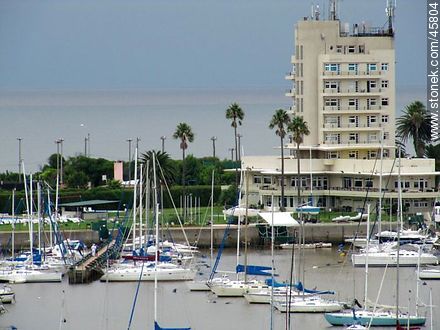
(285, 72), (295, 80)
(323, 139), (380, 145)
(321, 70), (384, 79)
(322, 105), (382, 113)
(322, 123), (382, 131)
(285, 89), (295, 97)
(322, 88), (383, 96)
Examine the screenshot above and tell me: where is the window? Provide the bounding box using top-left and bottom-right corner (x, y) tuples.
(325, 81), (339, 89)
(414, 200), (428, 208)
(324, 63), (340, 72)
(383, 132), (389, 140)
(381, 80), (389, 88)
(349, 133), (359, 142)
(263, 176), (272, 184)
(382, 149), (389, 158)
(367, 98), (377, 109)
(348, 150), (358, 159)
(327, 151), (340, 159)
(354, 178), (363, 188)
(325, 98), (339, 107)
(381, 63), (389, 71)
(381, 98), (389, 106)
(348, 116), (359, 127)
(381, 115), (389, 123)
(367, 115), (377, 126)
(336, 45), (343, 53)
(325, 133), (340, 144)
(368, 151), (377, 159)
(365, 178), (373, 187)
(369, 80), (377, 89)
(348, 46), (356, 53)
(253, 176), (262, 184)
(367, 63), (377, 72)
(348, 63), (358, 73)
(368, 133), (378, 142)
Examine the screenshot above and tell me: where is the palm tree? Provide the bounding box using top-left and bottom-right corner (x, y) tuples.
(288, 115), (310, 207)
(140, 150), (175, 187)
(173, 122), (194, 187)
(396, 101), (430, 157)
(269, 109), (291, 211)
(225, 103), (244, 185)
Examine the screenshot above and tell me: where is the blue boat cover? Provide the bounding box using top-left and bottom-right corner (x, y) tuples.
(236, 264), (273, 276)
(154, 321), (191, 330)
(265, 279), (334, 294)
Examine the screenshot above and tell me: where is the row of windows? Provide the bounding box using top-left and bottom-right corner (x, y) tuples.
(325, 98), (389, 107)
(324, 80), (389, 90)
(324, 62), (389, 72)
(326, 149), (390, 159)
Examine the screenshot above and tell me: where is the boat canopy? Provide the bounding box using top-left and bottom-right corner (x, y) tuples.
(265, 279), (334, 294)
(236, 264), (274, 276)
(258, 212), (300, 227)
(222, 207), (259, 217)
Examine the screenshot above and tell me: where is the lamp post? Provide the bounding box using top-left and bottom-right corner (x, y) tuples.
(127, 138), (133, 183)
(160, 136), (166, 153)
(17, 138), (22, 183)
(211, 136), (217, 158)
(229, 148), (234, 161)
(236, 134), (242, 162)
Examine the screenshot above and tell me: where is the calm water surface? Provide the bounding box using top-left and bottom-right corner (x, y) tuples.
(1, 248), (438, 330)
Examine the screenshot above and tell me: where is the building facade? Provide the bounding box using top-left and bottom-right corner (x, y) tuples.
(242, 4), (439, 215)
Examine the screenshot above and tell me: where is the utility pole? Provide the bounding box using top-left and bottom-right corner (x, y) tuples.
(87, 133), (90, 157)
(211, 136), (217, 158)
(59, 138), (64, 185)
(17, 138), (22, 183)
(55, 139), (61, 185)
(160, 136), (166, 153)
(127, 138), (133, 184)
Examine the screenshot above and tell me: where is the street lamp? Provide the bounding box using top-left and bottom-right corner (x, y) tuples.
(127, 138), (133, 183)
(17, 138), (22, 183)
(236, 134), (242, 162)
(211, 136), (217, 158)
(160, 136), (166, 153)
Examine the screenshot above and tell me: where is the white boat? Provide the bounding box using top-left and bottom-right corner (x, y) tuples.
(243, 286), (309, 304)
(332, 215), (350, 223)
(274, 296), (343, 313)
(209, 279), (268, 297)
(344, 237), (379, 249)
(351, 249), (438, 267)
(100, 262), (196, 282)
(280, 242), (332, 249)
(0, 268), (62, 283)
(419, 267), (440, 279)
(0, 286), (14, 303)
(349, 213), (368, 221)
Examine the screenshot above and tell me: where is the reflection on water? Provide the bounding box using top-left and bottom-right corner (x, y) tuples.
(2, 248), (438, 329)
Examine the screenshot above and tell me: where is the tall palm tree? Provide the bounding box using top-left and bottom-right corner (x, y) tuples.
(225, 103), (244, 185)
(269, 109), (291, 211)
(173, 122), (194, 187)
(140, 150), (175, 187)
(396, 101), (430, 158)
(288, 115), (310, 207)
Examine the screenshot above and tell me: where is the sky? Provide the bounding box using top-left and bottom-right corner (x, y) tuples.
(0, 0), (428, 171)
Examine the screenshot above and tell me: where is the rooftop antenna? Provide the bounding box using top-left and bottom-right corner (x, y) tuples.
(315, 5), (320, 20)
(386, 0), (396, 35)
(329, 0), (338, 20)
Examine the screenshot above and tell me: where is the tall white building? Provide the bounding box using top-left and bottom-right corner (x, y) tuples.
(242, 2), (439, 215)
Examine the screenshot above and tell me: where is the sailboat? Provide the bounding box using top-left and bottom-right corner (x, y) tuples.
(325, 152), (427, 327)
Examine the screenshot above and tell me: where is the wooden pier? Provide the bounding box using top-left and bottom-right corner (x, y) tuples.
(68, 240), (117, 284)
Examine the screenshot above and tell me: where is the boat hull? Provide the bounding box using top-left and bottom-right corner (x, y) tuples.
(419, 268), (440, 279)
(351, 253), (438, 267)
(101, 268), (196, 282)
(324, 311), (426, 326)
(274, 298), (343, 313)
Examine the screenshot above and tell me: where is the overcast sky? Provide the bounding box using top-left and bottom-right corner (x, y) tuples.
(0, 0), (426, 91)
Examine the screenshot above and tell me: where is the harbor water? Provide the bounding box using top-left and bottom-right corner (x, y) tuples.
(1, 248), (438, 330)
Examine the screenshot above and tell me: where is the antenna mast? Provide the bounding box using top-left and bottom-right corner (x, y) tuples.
(386, 0), (396, 35)
(329, 0), (338, 21)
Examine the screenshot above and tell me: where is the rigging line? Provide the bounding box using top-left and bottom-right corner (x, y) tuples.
(127, 261), (145, 330)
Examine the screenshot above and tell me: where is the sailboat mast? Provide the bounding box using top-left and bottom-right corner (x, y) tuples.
(37, 181), (41, 253)
(244, 168), (249, 283)
(153, 152), (159, 323)
(378, 130), (384, 234)
(139, 164), (143, 248)
(364, 203), (370, 309)
(210, 169), (214, 268)
(29, 173), (34, 265)
(11, 188), (15, 260)
(396, 147), (402, 324)
(236, 169), (243, 279)
(145, 160), (150, 244)
(132, 147), (138, 251)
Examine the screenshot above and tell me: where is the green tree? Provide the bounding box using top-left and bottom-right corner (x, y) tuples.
(288, 115), (310, 207)
(225, 103), (244, 185)
(269, 109), (291, 210)
(140, 150), (176, 187)
(396, 101), (431, 158)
